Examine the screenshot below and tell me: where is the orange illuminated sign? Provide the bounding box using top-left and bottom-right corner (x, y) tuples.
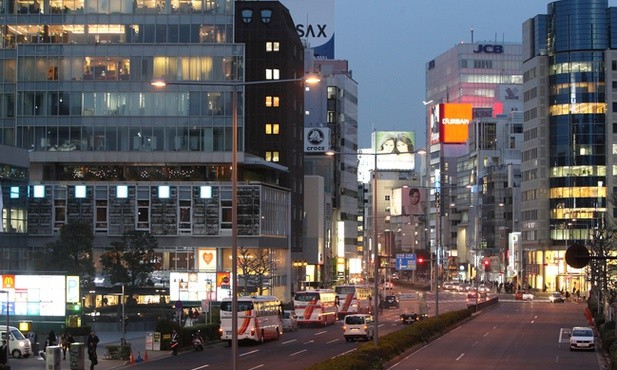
(2, 275), (15, 289)
(429, 103), (473, 144)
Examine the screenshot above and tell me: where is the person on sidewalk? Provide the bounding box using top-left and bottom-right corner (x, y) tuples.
(87, 331), (100, 370)
(170, 329), (179, 355)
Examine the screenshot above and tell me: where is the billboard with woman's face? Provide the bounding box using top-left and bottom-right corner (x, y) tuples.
(372, 131), (415, 170)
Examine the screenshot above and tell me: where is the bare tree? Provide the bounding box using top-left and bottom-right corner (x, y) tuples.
(237, 247), (274, 295)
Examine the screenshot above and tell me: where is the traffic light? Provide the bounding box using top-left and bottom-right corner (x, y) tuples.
(417, 257), (424, 264)
(66, 303), (82, 314)
(483, 259), (490, 272)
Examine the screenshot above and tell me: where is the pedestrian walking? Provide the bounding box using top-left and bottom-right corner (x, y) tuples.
(87, 331), (100, 370)
(170, 329), (179, 355)
(45, 329), (57, 351)
(60, 332), (75, 360)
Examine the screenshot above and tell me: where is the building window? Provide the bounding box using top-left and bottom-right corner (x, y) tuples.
(266, 42), (280, 52)
(265, 96), (280, 107)
(53, 186), (67, 230)
(75, 185), (87, 198)
(95, 186), (108, 231)
(136, 186), (150, 230)
(265, 123), (280, 135)
(265, 151), (280, 162)
(266, 68), (280, 80)
(179, 186), (191, 233)
(261, 9), (272, 24)
(241, 9), (253, 23)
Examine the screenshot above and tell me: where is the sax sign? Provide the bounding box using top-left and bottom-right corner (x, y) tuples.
(279, 0), (334, 59)
(304, 127), (330, 153)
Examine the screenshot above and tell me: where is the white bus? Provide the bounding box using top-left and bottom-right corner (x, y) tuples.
(334, 284), (372, 319)
(219, 295), (283, 344)
(293, 289), (338, 326)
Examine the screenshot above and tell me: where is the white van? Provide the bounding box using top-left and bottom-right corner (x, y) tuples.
(342, 314), (374, 342)
(0, 326), (32, 358)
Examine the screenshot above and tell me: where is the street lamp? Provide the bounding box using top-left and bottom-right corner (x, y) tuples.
(0, 290), (8, 365)
(152, 74), (319, 370)
(293, 260), (308, 292)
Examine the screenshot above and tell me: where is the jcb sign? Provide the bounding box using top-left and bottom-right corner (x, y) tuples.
(473, 44), (503, 54)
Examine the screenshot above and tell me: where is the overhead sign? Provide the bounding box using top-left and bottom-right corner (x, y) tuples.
(429, 103), (473, 144)
(279, 0), (334, 59)
(395, 253), (417, 271)
(304, 127), (330, 153)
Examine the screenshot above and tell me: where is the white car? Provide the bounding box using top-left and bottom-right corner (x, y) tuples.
(570, 326), (595, 351)
(342, 314), (374, 342)
(282, 310), (298, 332)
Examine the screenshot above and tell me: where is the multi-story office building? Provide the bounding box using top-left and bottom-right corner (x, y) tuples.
(456, 113), (522, 283)
(521, 0), (612, 292)
(425, 41), (523, 279)
(0, 0), (305, 300)
(0, 145), (29, 271)
(304, 58), (359, 286)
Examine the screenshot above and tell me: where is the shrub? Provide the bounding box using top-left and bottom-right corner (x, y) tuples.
(104, 344), (131, 360)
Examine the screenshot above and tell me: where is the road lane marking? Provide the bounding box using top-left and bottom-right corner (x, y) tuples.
(483, 332), (489, 337)
(326, 338), (339, 344)
(303, 339), (315, 344)
(240, 350), (259, 357)
(456, 353), (465, 361)
(248, 365), (264, 370)
(314, 331), (327, 336)
(190, 365), (210, 370)
(290, 349), (308, 357)
(282, 339), (297, 344)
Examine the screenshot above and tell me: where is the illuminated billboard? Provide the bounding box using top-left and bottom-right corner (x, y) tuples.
(429, 103), (473, 144)
(169, 272), (229, 302)
(0, 275), (78, 317)
(372, 131), (416, 170)
(304, 127), (331, 153)
(391, 187), (428, 216)
(280, 0), (334, 59)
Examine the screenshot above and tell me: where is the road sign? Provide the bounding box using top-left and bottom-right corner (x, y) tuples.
(395, 253), (417, 271)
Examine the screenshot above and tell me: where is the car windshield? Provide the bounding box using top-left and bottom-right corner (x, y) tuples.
(283, 312), (291, 318)
(345, 316), (365, 325)
(573, 329), (593, 337)
(10, 329), (25, 340)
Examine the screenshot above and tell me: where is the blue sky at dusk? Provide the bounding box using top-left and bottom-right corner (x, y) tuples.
(333, 0), (607, 149)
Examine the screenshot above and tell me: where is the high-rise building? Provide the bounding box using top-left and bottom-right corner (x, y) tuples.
(0, 0), (303, 299)
(303, 57), (359, 286)
(521, 0), (611, 292)
(425, 41), (523, 281)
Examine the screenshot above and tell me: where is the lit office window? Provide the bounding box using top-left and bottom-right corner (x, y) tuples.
(266, 68), (280, 80)
(10, 187), (19, 199)
(265, 151), (280, 162)
(33, 185), (45, 198)
(158, 185), (170, 198)
(75, 185), (87, 198)
(265, 123), (279, 135)
(200, 186), (212, 199)
(117, 185), (128, 198)
(265, 41), (280, 52)
(265, 96), (280, 107)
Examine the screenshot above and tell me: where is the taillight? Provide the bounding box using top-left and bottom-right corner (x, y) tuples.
(364, 325), (368, 330)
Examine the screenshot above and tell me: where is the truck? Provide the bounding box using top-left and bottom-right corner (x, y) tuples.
(399, 292), (429, 324)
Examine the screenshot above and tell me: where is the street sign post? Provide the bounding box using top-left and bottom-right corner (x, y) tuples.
(396, 253), (417, 271)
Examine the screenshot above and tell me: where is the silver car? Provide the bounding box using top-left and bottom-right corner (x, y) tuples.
(282, 310), (298, 332)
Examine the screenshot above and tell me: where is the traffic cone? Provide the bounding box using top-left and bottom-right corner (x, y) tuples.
(129, 351), (135, 364)
(144, 350), (149, 362)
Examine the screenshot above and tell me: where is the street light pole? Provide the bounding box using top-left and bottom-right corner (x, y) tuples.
(0, 290), (8, 365)
(152, 74), (319, 370)
(372, 150), (380, 346)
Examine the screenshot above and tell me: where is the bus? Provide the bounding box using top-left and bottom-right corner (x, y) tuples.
(219, 295), (283, 344)
(334, 284), (372, 319)
(293, 289), (338, 326)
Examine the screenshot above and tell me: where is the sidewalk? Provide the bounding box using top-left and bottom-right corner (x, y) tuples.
(8, 331), (170, 370)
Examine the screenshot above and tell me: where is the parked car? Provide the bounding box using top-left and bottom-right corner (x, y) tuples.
(342, 314), (374, 341)
(282, 310), (298, 332)
(383, 295), (400, 309)
(549, 292), (565, 303)
(569, 326), (595, 351)
(514, 290), (534, 301)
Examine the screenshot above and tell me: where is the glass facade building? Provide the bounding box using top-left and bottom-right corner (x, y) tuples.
(522, 0), (612, 292)
(0, 0), (304, 300)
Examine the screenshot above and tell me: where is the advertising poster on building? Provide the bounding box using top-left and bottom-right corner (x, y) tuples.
(197, 248), (217, 271)
(372, 131), (415, 170)
(429, 103), (473, 145)
(391, 187), (428, 216)
(279, 0), (335, 59)
(169, 272), (222, 302)
(0, 274), (73, 317)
